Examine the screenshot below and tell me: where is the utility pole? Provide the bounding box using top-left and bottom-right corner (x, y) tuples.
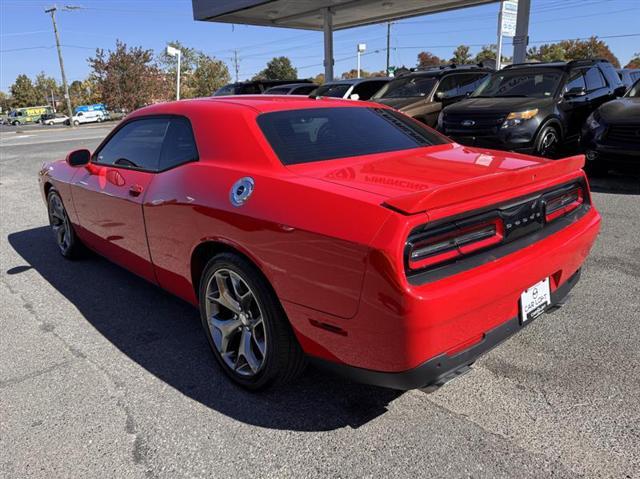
(233, 50), (240, 82)
(386, 22), (391, 75)
(45, 6), (74, 126)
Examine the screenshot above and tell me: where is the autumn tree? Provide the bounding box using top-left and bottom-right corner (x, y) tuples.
(69, 78), (101, 106)
(450, 45), (472, 65)
(89, 40), (164, 111)
(10, 75), (39, 107)
(34, 72), (60, 106)
(561, 37), (620, 68)
(254, 56), (297, 80)
(417, 51), (442, 68)
(190, 54), (231, 97)
(626, 53), (640, 69)
(527, 43), (567, 63)
(341, 68), (370, 79)
(313, 73), (325, 85)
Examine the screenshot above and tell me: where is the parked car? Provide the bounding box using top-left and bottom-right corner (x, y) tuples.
(371, 64), (492, 127)
(214, 79), (314, 96)
(41, 113), (69, 125)
(439, 59), (625, 157)
(310, 77), (391, 101)
(582, 78), (640, 174)
(39, 96), (600, 391)
(66, 110), (108, 126)
(8, 105), (54, 125)
(616, 68), (640, 89)
(263, 83), (319, 95)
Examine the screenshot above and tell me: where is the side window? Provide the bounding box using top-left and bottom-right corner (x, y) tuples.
(455, 73), (489, 96)
(564, 69), (586, 92)
(95, 118), (170, 171)
(436, 75), (457, 97)
(353, 81), (387, 100)
(631, 71), (640, 82)
(584, 67), (606, 91)
(159, 117), (198, 171)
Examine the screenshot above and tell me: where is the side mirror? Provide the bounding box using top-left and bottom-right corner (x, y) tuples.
(614, 85), (627, 97)
(564, 86), (586, 98)
(349, 93), (360, 101)
(66, 149), (91, 167)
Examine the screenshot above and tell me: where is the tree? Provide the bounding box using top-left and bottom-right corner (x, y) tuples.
(159, 41), (200, 99)
(0, 91), (13, 113)
(88, 40), (165, 111)
(450, 45), (472, 65)
(626, 53), (640, 69)
(190, 54), (231, 97)
(313, 73), (325, 85)
(341, 68), (371, 79)
(560, 37), (620, 68)
(69, 78), (101, 106)
(417, 51), (442, 68)
(528, 43), (567, 63)
(254, 56), (297, 80)
(475, 45), (496, 63)
(34, 72), (60, 106)
(10, 75), (39, 107)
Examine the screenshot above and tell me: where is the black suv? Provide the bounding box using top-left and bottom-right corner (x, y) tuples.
(439, 59), (625, 157)
(213, 79), (313, 96)
(371, 64), (492, 127)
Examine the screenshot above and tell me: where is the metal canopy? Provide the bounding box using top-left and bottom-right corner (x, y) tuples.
(192, 0), (530, 82)
(192, 0), (500, 31)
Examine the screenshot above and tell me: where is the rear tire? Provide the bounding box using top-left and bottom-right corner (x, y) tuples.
(198, 252), (306, 390)
(534, 124), (560, 158)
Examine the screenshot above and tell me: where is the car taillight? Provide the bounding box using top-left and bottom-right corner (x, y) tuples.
(544, 187), (584, 223)
(408, 218), (504, 270)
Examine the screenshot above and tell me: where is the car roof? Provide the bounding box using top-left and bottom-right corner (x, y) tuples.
(266, 83), (317, 89)
(322, 77), (391, 86)
(397, 66), (492, 79)
(130, 96), (382, 117)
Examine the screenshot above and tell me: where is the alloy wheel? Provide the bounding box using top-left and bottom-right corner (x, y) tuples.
(48, 194), (71, 254)
(204, 268), (267, 377)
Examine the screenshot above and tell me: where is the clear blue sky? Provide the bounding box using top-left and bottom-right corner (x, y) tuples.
(1, 0), (639, 93)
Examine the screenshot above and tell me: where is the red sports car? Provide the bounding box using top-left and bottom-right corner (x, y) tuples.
(39, 96), (601, 390)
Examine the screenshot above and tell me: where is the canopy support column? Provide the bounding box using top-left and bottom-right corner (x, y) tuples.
(512, 0), (531, 64)
(323, 7), (334, 81)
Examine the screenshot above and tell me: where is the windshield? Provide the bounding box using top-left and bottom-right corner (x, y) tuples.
(372, 76), (437, 99)
(472, 70), (563, 98)
(257, 107), (447, 165)
(313, 84), (351, 98)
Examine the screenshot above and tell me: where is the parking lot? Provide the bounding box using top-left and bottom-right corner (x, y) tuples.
(1, 125), (639, 478)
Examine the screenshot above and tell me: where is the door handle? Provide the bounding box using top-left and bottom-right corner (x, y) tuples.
(129, 184), (144, 197)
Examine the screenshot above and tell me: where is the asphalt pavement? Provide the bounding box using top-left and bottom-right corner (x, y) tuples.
(1, 125), (639, 478)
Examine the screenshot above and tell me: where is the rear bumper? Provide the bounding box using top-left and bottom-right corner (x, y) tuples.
(310, 269), (580, 390)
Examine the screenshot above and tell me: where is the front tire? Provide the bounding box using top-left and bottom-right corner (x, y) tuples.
(199, 253), (305, 390)
(534, 124), (560, 158)
(73, 120), (80, 126)
(47, 190), (81, 258)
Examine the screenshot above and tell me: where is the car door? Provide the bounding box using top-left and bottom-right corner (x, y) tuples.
(560, 68), (590, 140)
(71, 117), (170, 282)
(584, 65), (612, 110)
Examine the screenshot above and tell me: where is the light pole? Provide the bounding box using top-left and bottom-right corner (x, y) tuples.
(166, 45), (182, 100)
(45, 5), (78, 126)
(357, 43), (366, 78)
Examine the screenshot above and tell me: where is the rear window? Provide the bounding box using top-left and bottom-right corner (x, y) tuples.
(313, 83), (351, 98)
(257, 107), (447, 165)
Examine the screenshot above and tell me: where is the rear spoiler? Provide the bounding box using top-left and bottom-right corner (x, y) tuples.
(382, 155), (585, 215)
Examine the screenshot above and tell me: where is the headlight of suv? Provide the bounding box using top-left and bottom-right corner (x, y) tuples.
(501, 109), (539, 128)
(586, 111), (601, 130)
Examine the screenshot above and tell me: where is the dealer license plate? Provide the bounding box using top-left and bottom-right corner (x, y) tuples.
(520, 277), (551, 323)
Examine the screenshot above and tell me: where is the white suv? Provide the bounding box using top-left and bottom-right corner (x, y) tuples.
(68, 110), (108, 126)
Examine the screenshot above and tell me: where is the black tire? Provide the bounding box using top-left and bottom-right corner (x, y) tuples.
(47, 189), (81, 258)
(73, 120), (80, 126)
(534, 124), (560, 158)
(199, 252), (306, 390)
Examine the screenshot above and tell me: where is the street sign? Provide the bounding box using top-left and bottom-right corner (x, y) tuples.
(500, 0), (518, 37)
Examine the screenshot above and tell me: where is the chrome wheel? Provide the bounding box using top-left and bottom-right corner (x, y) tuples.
(204, 268), (267, 377)
(48, 193), (71, 254)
